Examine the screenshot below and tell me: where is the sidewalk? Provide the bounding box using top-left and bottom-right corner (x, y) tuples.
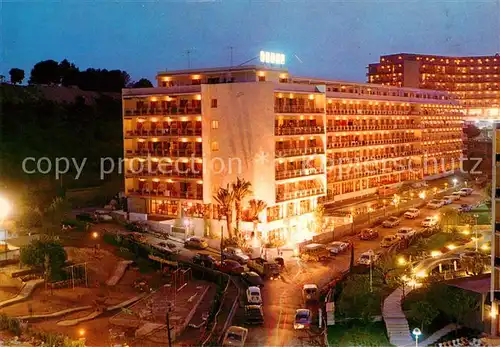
(382, 286), (414, 347)
(0, 279), (44, 309)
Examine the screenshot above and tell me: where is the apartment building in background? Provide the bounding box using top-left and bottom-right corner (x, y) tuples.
(122, 65), (463, 244)
(367, 53), (500, 119)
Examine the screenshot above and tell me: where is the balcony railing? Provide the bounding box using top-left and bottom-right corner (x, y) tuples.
(275, 147), (325, 158)
(329, 166), (422, 182)
(126, 149), (203, 157)
(328, 151), (422, 165)
(125, 129), (202, 137)
(127, 189), (203, 200)
(275, 168), (325, 180)
(274, 106), (325, 113)
(125, 170), (202, 179)
(327, 138), (418, 149)
(125, 107), (202, 116)
(326, 109), (410, 116)
(326, 124), (418, 132)
(275, 126), (325, 136)
(276, 187), (325, 202)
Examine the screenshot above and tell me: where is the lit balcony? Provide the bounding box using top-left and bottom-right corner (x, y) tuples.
(275, 126), (325, 136)
(328, 151), (422, 165)
(275, 167), (325, 180)
(326, 109), (410, 116)
(327, 137), (418, 149)
(275, 147), (325, 158)
(124, 106), (201, 116)
(127, 189), (203, 200)
(276, 187), (325, 202)
(125, 148), (203, 158)
(125, 128), (202, 137)
(329, 166), (421, 182)
(326, 124), (418, 132)
(274, 105), (325, 114)
(125, 169), (202, 179)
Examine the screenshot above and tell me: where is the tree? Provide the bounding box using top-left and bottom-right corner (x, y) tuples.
(132, 78), (153, 88)
(232, 177), (252, 235)
(213, 185), (234, 239)
(248, 199), (267, 237)
(29, 60), (61, 85)
(42, 197), (71, 237)
(20, 238), (67, 281)
(439, 206), (459, 232)
(462, 253), (487, 276)
(337, 274), (383, 321)
(9, 68), (24, 84)
(407, 300), (439, 331)
(58, 59), (80, 86)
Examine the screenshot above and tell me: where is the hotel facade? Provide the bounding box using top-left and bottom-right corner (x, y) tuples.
(123, 65), (463, 244)
(367, 53), (500, 119)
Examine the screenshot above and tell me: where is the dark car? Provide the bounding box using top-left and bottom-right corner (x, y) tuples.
(216, 260), (244, 275)
(184, 237), (208, 250)
(241, 271), (265, 287)
(458, 204), (473, 213)
(359, 228), (379, 240)
(245, 305), (264, 325)
(192, 253), (216, 268)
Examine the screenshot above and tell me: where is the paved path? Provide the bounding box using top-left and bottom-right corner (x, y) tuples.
(383, 287), (414, 347)
(0, 279), (44, 309)
(106, 260), (133, 286)
(419, 323), (458, 347)
(56, 310), (102, 326)
(16, 305), (92, 320)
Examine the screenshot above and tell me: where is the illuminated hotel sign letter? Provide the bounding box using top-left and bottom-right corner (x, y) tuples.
(260, 51), (286, 65)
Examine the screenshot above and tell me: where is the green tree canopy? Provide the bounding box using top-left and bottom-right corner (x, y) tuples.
(9, 68), (24, 84)
(20, 238), (67, 281)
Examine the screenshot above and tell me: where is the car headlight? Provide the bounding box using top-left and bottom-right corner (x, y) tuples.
(294, 324), (304, 329)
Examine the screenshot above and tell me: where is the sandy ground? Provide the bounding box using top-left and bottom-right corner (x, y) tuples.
(0, 272), (23, 302)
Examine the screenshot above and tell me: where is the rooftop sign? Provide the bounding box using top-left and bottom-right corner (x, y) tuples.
(260, 51), (286, 65)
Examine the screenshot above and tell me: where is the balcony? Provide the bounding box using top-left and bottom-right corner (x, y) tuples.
(329, 166), (420, 182)
(124, 107), (202, 116)
(326, 109), (410, 116)
(275, 168), (325, 180)
(126, 149), (203, 157)
(127, 189), (203, 200)
(125, 128), (202, 137)
(275, 147), (325, 158)
(275, 126), (325, 136)
(326, 124), (418, 132)
(327, 138), (418, 149)
(274, 106), (325, 114)
(276, 187), (326, 202)
(125, 170), (202, 179)
(329, 151), (422, 165)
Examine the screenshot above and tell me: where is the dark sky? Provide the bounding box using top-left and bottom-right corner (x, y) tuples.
(3, 0), (500, 84)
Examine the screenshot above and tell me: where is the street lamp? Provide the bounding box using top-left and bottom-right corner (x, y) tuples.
(418, 191), (426, 200)
(78, 328), (85, 337)
(368, 207), (373, 224)
(0, 197), (11, 221)
(92, 232), (100, 254)
(382, 199), (387, 216)
(433, 187), (438, 195)
(412, 327), (422, 347)
(453, 178), (458, 187)
(473, 213), (479, 252)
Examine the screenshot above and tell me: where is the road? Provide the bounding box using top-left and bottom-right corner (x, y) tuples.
(102, 191), (484, 346)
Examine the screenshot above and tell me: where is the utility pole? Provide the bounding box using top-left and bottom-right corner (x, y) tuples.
(220, 225), (224, 261)
(228, 46), (234, 67)
(185, 49), (192, 68)
(166, 303), (173, 347)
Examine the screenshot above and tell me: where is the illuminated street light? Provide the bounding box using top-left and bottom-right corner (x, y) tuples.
(413, 327), (422, 347)
(452, 178), (458, 187)
(418, 191), (426, 200)
(446, 244), (456, 250)
(78, 328), (85, 337)
(92, 232), (99, 239)
(397, 257), (407, 266)
(0, 197), (11, 221)
(481, 243), (491, 251)
(430, 250), (442, 257)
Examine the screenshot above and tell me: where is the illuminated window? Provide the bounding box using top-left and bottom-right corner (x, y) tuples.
(212, 120), (219, 129)
(211, 141), (219, 152)
(211, 99), (218, 108)
(258, 75), (266, 82)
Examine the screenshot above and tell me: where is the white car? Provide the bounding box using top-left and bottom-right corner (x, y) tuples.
(326, 241), (349, 255)
(222, 326), (248, 347)
(358, 250), (379, 265)
(421, 216), (438, 227)
(440, 197), (453, 205)
(451, 191), (462, 200)
(404, 208), (420, 219)
(445, 194), (460, 202)
(382, 216), (401, 228)
(246, 286), (262, 305)
(458, 188), (473, 196)
(396, 227), (416, 239)
(427, 199), (444, 209)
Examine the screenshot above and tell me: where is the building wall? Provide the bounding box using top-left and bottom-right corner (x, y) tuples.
(403, 60), (420, 88)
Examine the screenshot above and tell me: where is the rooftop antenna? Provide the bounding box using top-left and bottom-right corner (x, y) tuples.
(227, 46), (235, 67)
(237, 56), (259, 67)
(184, 49), (195, 68)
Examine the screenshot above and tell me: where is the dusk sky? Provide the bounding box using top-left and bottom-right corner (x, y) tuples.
(3, 1), (500, 84)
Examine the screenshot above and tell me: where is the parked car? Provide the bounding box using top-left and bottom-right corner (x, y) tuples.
(241, 271), (264, 287)
(222, 247), (250, 264)
(359, 228), (379, 240)
(396, 227), (417, 239)
(244, 305), (264, 325)
(246, 286), (262, 305)
(444, 194), (460, 202)
(302, 284), (319, 303)
(358, 250), (379, 265)
(247, 258), (280, 279)
(216, 260), (245, 275)
(192, 253), (216, 268)
(380, 235), (400, 248)
(458, 204), (473, 212)
(459, 188), (474, 196)
(222, 326), (248, 347)
(404, 208), (420, 219)
(184, 236), (208, 250)
(326, 241), (349, 255)
(451, 191), (462, 200)
(300, 243), (330, 262)
(440, 197), (453, 205)
(382, 216), (401, 228)
(421, 216), (438, 228)
(427, 199), (444, 209)
(293, 309), (312, 330)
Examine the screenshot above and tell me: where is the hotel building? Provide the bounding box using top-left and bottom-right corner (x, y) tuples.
(123, 65), (463, 243)
(367, 53), (500, 119)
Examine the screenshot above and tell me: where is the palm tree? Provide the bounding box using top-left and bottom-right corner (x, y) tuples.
(213, 185), (234, 239)
(232, 177), (252, 235)
(248, 199), (267, 237)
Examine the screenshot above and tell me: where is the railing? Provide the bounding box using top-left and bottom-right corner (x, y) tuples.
(329, 166), (422, 182)
(327, 138), (418, 149)
(328, 151), (422, 164)
(125, 129), (202, 137)
(125, 170), (202, 179)
(276, 187), (325, 202)
(124, 107), (202, 116)
(127, 189), (203, 200)
(274, 106), (325, 113)
(126, 149), (203, 157)
(275, 126), (325, 136)
(326, 124), (418, 131)
(326, 109), (411, 115)
(275, 168), (325, 180)
(275, 147), (325, 158)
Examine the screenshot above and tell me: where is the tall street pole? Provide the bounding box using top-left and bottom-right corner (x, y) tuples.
(166, 306), (172, 347)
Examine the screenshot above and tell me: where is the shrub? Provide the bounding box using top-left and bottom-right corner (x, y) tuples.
(20, 238), (67, 281)
(0, 313), (21, 336)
